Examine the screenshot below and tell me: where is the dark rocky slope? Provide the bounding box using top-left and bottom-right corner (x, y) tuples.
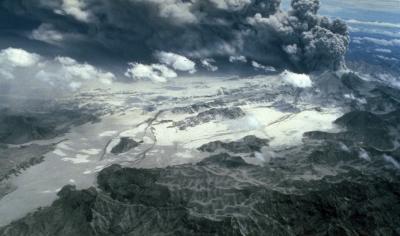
(0, 108), (99, 145)
(111, 138), (141, 155)
(305, 110), (398, 150)
(198, 135), (269, 154)
(174, 107), (246, 130)
(1, 146), (399, 236)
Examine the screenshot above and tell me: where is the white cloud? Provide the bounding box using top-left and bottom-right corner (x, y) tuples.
(156, 1), (197, 24)
(352, 37), (400, 47)
(69, 81), (82, 90)
(349, 26), (400, 38)
(375, 48), (392, 53)
(0, 70), (14, 80)
(57, 57), (109, 81)
(383, 154), (400, 169)
(358, 148), (371, 161)
(343, 93), (367, 104)
(210, 0), (251, 11)
(54, 56), (115, 88)
(156, 52), (196, 73)
(346, 19), (400, 29)
(377, 73), (400, 89)
(201, 58), (218, 72)
(352, 38), (362, 44)
(31, 23), (64, 44)
(0, 48), (41, 68)
(283, 44), (298, 54)
(56, 56), (76, 65)
(0, 48), (41, 80)
(229, 55), (247, 63)
(54, 0), (91, 22)
(0, 48), (115, 91)
(319, 0), (400, 14)
(280, 70), (312, 88)
(252, 61), (277, 72)
(125, 63), (177, 83)
(133, 0), (197, 24)
(376, 55), (399, 62)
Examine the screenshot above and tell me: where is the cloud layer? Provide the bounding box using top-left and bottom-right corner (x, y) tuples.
(125, 63), (177, 83)
(0, 47), (116, 98)
(2, 0), (349, 73)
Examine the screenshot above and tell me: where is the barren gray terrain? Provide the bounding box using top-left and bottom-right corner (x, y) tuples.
(0, 71), (399, 235)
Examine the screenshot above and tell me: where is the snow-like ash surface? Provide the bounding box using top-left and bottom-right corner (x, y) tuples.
(0, 72), (399, 235)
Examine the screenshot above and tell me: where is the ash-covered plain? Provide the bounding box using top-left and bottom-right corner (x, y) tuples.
(1, 71), (400, 235)
(0, 0), (400, 235)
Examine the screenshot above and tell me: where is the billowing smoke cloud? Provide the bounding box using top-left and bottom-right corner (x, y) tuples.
(2, 0), (349, 73)
(247, 0), (349, 71)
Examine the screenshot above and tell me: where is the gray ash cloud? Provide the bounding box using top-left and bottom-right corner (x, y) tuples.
(1, 0), (349, 73)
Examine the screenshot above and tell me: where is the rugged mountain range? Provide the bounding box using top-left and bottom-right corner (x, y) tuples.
(1, 70), (399, 235)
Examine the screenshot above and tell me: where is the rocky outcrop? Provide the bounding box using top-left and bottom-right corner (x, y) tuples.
(171, 100), (225, 114)
(334, 111), (388, 131)
(198, 135), (269, 154)
(197, 153), (251, 168)
(111, 138), (140, 155)
(0, 108), (99, 145)
(0, 185), (97, 236)
(174, 107), (246, 130)
(306, 110), (397, 150)
(0, 115), (56, 145)
(0, 144), (54, 182)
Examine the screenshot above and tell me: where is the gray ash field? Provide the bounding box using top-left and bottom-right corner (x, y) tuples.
(1, 71), (399, 235)
(0, 0), (400, 235)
